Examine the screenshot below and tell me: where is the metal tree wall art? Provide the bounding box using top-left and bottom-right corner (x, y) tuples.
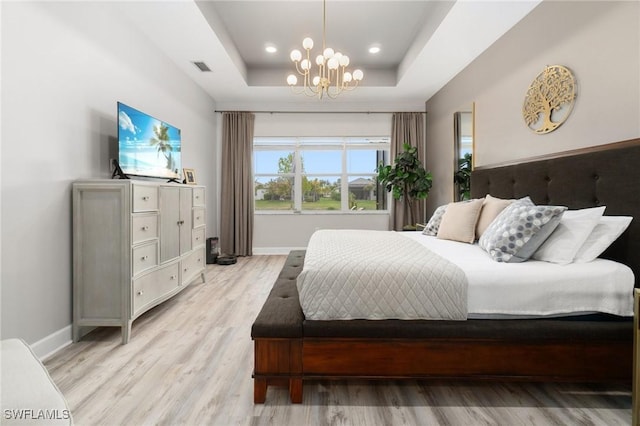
(522, 65), (576, 134)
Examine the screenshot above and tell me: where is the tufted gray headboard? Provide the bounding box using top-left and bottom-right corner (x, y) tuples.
(471, 138), (640, 288)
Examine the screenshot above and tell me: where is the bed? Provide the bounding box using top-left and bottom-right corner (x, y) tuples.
(251, 138), (640, 404)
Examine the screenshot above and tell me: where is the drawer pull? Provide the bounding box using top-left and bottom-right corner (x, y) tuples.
(170, 275), (176, 280)
(184, 268), (188, 272)
(195, 236), (200, 241)
(141, 255), (148, 261)
(195, 195), (200, 199)
(142, 196), (149, 201)
(196, 216), (200, 220)
(137, 290), (144, 296)
(177, 220), (185, 226)
(197, 258), (201, 263)
(141, 226), (149, 231)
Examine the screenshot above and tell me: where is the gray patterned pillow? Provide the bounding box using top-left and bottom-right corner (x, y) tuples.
(422, 204), (447, 236)
(478, 198), (567, 263)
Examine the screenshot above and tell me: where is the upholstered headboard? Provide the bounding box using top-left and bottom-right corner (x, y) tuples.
(471, 139), (640, 288)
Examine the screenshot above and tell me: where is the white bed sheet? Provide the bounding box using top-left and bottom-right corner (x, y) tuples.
(401, 232), (635, 318)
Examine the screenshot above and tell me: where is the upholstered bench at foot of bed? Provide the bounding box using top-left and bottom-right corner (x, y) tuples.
(251, 250), (305, 403)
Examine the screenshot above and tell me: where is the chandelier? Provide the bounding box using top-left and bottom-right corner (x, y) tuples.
(286, 0), (363, 99)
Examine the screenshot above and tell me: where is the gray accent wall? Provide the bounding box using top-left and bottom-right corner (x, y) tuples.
(425, 1), (640, 215)
(1, 2), (217, 352)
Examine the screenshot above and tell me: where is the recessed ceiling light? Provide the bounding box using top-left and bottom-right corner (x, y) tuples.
(265, 45), (277, 53)
(369, 46), (381, 54)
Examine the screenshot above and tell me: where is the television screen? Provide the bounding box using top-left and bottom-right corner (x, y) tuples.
(117, 102), (181, 180)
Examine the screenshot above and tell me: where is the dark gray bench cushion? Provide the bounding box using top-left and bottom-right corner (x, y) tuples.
(251, 250), (305, 338)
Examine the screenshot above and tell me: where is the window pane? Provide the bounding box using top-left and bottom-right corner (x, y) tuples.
(301, 150), (341, 174)
(301, 176), (340, 211)
(254, 176), (295, 210)
(254, 151), (295, 174)
(347, 176), (382, 210)
(347, 150), (380, 174)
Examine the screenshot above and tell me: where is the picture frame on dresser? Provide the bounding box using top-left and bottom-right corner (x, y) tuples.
(72, 180), (207, 344)
(183, 168), (196, 185)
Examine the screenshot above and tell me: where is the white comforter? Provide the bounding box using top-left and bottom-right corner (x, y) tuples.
(296, 230), (468, 320)
(401, 232), (635, 318)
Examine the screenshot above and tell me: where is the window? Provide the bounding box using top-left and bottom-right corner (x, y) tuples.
(254, 137), (390, 212)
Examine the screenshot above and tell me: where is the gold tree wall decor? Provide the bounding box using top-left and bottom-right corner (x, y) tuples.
(522, 65), (576, 134)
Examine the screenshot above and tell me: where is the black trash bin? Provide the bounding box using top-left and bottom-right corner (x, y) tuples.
(206, 237), (219, 264)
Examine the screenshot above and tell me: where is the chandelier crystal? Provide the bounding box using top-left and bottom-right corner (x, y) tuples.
(286, 0), (363, 99)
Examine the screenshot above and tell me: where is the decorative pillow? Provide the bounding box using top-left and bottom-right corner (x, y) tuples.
(532, 206), (606, 264)
(422, 204), (447, 236)
(479, 198), (567, 263)
(436, 198), (485, 243)
(573, 216), (633, 263)
(476, 195), (513, 239)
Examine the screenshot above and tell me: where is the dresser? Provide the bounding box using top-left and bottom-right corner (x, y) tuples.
(72, 180), (206, 344)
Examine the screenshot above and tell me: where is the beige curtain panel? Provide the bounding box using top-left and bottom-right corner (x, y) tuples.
(390, 112), (426, 231)
(220, 112), (255, 256)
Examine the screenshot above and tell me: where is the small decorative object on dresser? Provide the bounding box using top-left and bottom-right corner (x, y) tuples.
(72, 180), (206, 344)
(183, 168), (196, 184)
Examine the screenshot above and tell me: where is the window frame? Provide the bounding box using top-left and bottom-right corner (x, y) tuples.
(253, 136), (390, 214)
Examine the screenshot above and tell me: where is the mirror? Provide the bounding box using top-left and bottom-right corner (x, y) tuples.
(453, 104), (474, 201)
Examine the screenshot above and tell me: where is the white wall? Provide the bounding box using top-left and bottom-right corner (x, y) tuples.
(425, 1), (640, 215)
(249, 113), (392, 252)
(1, 2), (217, 354)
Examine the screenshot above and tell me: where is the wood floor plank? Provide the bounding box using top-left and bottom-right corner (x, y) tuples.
(44, 255), (633, 425)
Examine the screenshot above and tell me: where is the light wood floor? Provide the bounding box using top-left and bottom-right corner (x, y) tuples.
(45, 255), (633, 425)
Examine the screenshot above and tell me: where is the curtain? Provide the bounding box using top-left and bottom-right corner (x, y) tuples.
(389, 112), (425, 231)
(220, 112), (255, 256)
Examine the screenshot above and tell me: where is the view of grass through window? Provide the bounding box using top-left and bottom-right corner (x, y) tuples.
(254, 137), (389, 212)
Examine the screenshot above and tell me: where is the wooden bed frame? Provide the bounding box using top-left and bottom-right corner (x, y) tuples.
(252, 138), (640, 403)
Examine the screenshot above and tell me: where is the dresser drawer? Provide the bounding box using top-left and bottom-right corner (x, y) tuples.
(192, 227), (205, 248)
(132, 241), (158, 276)
(132, 262), (180, 316)
(132, 214), (159, 244)
(132, 184), (159, 212)
(193, 187), (205, 207)
(181, 248), (205, 285)
(193, 207), (205, 228)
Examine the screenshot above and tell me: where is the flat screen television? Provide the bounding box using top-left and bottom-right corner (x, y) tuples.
(117, 102), (181, 180)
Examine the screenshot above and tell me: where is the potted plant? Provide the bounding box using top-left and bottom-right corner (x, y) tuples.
(376, 143), (433, 230)
(453, 152), (472, 201)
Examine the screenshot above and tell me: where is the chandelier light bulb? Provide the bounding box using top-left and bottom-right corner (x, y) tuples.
(290, 49), (302, 62)
(300, 59), (311, 71)
(339, 55), (349, 67)
(302, 37), (314, 50)
(287, 74), (298, 86)
(343, 72), (352, 82)
(353, 69), (364, 81)
(315, 55), (325, 66)
(312, 76), (320, 86)
(327, 57), (339, 70)
(323, 47), (335, 59)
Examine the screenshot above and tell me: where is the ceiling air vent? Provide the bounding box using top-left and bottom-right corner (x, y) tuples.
(192, 61), (211, 72)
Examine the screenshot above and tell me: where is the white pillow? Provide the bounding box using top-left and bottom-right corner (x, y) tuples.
(532, 206), (605, 264)
(573, 216), (633, 263)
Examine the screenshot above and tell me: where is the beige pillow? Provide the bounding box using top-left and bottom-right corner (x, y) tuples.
(436, 198), (485, 243)
(476, 194), (513, 238)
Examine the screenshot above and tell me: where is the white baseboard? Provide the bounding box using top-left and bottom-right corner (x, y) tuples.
(252, 247), (306, 255)
(32, 325), (73, 361)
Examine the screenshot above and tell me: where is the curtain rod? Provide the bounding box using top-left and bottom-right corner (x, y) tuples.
(214, 110), (426, 114)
